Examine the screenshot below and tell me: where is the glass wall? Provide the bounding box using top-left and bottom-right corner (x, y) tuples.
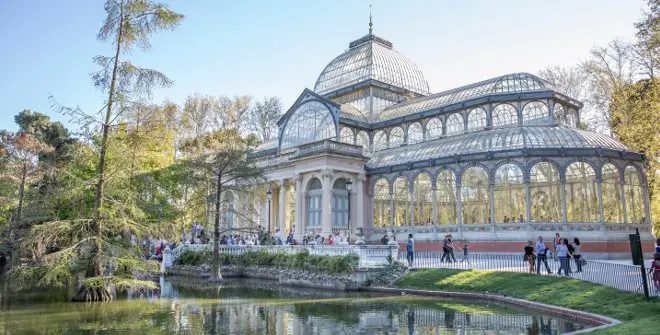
(624, 166), (645, 223)
(281, 101), (336, 149)
(306, 178), (322, 227)
(426, 118), (442, 139)
(373, 130), (388, 150)
(461, 167), (490, 224)
(436, 170), (456, 224)
(565, 162), (599, 222)
(390, 127), (404, 147)
(373, 178), (390, 227)
(467, 108), (487, 132)
(408, 122), (424, 144)
(601, 164), (623, 223)
(393, 176), (410, 226)
(522, 101), (550, 125)
(494, 163), (526, 223)
(492, 103), (518, 127)
(529, 162), (561, 222)
(356, 130), (369, 151)
(332, 178), (348, 226)
(339, 127), (354, 144)
(413, 172), (433, 224)
(446, 113), (464, 135)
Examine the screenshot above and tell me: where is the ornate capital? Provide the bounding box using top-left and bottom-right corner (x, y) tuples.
(357, 173), (367, 182)
(321, 169), (334, 180)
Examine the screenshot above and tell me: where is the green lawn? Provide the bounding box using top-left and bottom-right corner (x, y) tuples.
(395, 269), (660, 334)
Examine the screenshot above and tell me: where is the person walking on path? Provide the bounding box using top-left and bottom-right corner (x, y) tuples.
(552, 233), (561, 261)
(441, 235), (452, 263)
(535, 236), (552, 274)
(406, 234), (415, 267)
(460, 244), (470, 264)
(572, 238), (583, 273)
(524, 241), (535, 274)
(556, 239), (571, 276)
(447, 234), (457, 262)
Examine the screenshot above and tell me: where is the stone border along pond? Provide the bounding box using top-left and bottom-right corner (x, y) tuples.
(167, 264), (620, 334)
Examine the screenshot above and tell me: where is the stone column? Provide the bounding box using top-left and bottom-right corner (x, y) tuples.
(620, 180), (628, 224)
(294, 174), (303, 240)
(561, 179), (568, 224)
(356, 174), (366, 230)
(432, 186), (438, 225)
(389, 189), (395, 226)
(278, 180), (286, 232)
(456, 182), (462, 225)
(321, 169), (333, 235)
(489, 183), (495, 232)
(596, 179), (604, 223)
(525, 182), (532, 222)
(642, 183), (651, 225)
(408, 185), (415, 225)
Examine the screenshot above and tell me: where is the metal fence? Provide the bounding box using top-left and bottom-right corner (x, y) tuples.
(398, 251), (659, 297)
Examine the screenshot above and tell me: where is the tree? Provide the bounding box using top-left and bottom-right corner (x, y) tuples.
(0, 132), (53, 264)
(538, 65), (592, 130)
(185, 129), (265, 282)
(246, 97), (283, 142)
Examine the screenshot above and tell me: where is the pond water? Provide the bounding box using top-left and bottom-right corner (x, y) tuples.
(0, 278), (594, 334)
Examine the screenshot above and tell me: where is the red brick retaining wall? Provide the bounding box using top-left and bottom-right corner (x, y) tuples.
(392, 241), (656, 253)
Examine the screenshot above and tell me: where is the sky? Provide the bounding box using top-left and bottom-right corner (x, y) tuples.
(0, 0), (647, 132)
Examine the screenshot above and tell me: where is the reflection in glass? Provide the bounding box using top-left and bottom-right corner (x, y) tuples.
(494, 164), (526, 222)
(624, 166), (645, 223)
(530, 162), (561, 222)
(461, 167), (490, 224)
(413, 172), (433, 224)
(566, 162), (598, 222)
(436, 170), (456, 224)
(602, 164), (623, 223)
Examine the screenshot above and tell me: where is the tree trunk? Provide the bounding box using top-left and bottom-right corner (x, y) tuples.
(209, 172), (223, 282)
(90, 1), (124, 280)
(9, 162), (28, 266)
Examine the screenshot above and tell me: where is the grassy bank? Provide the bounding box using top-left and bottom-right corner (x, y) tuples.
(395, 269), (659, 334)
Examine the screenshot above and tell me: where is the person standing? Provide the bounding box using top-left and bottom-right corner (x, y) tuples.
(524, 241), (535, 274)
(552, 233), (561, 261)
(406, 234), (415, 267)
(572, 238), (583, 273)
(655, 238), (660, 254)
(460, 244), (470, 264)
(556, 239), (571, 276)
(535, 236), (552, 274)
(651, 253), (660, 293)
(441, 235), (451, 263)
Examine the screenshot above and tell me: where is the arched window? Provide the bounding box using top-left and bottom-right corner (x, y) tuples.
(373, 178), (391, 227)
(522, 101), (550, 125)
(389, 127), (404, 147)
(407, 122), (423, 144)
(461, 167), (490, 224)
(373, 130), (387, 151)
(491, 103), (518, 127)
(565, 162), (598, 222)
(554, 104), (566, 124)
(281, 101), (336, 149)
(602, 164), (623, 223)
(530, 162), (561, 222)
(624, 166), (645, 223)
(339, 127), (354, 144)
(494, 164), (526, 223)
(467, 108), (487, 132)
(426, 118), (442, 140)
(413, 172), (433, 224)
(436, 170), (456, 225)
(221, 191), (235, 229)
(445, 113), (464, 136)
(332, 178), (349, 227)
(306, 178), (322, 226)
(356, 130), (369, 152)
(393, 176), (410, 226)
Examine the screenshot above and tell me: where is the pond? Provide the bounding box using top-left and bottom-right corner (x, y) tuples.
(0, 278), (595, 334)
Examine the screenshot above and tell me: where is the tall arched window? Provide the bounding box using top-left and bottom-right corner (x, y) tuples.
(281, 101), (336, 149)
(461, 167), (490, 224)
(373, 130), (387, 151)
(413, 172), (433, 224)
(339, 127), (354, 144)
(407, 122), (423, 144)
(373, 178), (391, 227)
(389, 127), (404, 147)
(436, 170), (456, 224)
(530, 162), (561, 222)
(602, 164), (623, 223)
(492, 103), (518, 127)
(356, 130), (369, 152)
(393, 176), (410, 226)
(522, 101), (550, 125)
(446, 113), (464, 136)
(306, 178), (322, 226)
(426, 118), (442, 140)
(494, 164), (526, 223)
(624, 166), (645, 223)
(332, 178), (348, 227)
(565, 162), (598, 222)
(467, 108), (487, 132)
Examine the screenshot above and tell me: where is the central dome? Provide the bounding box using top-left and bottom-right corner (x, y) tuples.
(313, 34), (430, 96)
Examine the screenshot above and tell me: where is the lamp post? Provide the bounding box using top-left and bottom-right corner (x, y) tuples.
(345, 179), (352, 244)
(267, 188), (272, 234)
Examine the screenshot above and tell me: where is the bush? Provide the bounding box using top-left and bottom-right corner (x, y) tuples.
(208, 249), (359, 274)
(174, 249), (212, 266)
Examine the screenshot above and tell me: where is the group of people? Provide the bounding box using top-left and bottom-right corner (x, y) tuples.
(523, 233), (584, 276)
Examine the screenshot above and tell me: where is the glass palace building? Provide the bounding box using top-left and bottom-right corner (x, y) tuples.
(249, 28), (654, 252)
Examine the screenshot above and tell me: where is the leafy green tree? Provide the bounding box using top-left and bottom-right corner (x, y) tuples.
(246, 97), (283, 142)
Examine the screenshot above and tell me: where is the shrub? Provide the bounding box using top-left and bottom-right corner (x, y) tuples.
(174, 249), (212, 266)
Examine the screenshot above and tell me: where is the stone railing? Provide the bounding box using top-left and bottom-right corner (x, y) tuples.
(294, 139), (363, 159)
(167, 244), (397, 269)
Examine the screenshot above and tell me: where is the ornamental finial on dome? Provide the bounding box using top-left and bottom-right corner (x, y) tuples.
(369, 4), (373, 34)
